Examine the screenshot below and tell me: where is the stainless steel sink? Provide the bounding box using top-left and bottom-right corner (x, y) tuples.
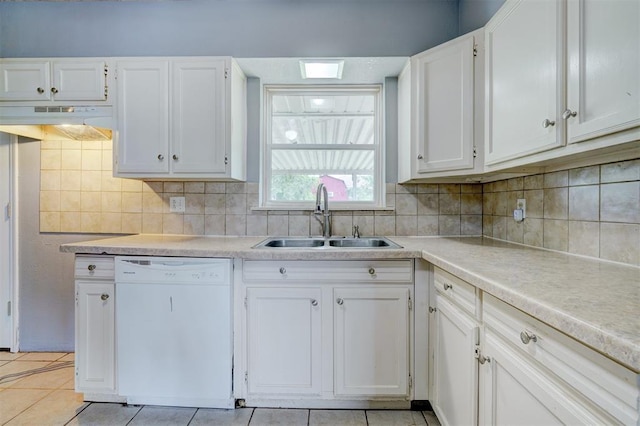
(253, 237), (402, 249)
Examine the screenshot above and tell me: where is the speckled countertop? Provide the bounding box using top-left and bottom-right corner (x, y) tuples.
(61, 234), (640, 372)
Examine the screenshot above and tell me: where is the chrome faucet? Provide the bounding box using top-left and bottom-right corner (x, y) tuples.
(314, 183), (331, 238)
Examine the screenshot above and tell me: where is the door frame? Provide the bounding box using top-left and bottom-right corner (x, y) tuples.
(1, 132), (19, 352)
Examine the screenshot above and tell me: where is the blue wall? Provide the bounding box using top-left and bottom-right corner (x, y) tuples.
(0, 0), (460, 58)
(458, 0), (504, 34)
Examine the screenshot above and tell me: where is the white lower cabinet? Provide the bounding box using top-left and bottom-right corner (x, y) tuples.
(334, 287), (409, 397)
(240, 260), (414, 407)
(74, 256), (116, 397)
(246, 287), (322, 396)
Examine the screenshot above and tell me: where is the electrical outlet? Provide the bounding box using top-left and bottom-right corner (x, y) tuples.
(170, 196), (185, 213)
(514, 198), (526, 222)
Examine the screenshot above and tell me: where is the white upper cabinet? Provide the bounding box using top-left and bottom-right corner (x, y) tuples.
(565, 0), (640, 144)
(0, 59), (110, 103)
(485, 0), (640, 169)
(485, 0), (564, 165)
(115, 57), (246, 180)
(398, 29), (484, 182)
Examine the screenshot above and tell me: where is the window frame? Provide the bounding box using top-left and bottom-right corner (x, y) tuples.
(260, 84), (385, 210)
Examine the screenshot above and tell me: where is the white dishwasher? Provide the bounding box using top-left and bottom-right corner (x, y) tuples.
(115, 256), (233, 408)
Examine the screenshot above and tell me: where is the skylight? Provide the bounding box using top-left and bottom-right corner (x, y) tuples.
(299, 60), (344, 79)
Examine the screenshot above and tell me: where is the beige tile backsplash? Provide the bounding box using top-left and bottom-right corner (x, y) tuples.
(483, 159), (640, 266)
(38, 139), (638, 266)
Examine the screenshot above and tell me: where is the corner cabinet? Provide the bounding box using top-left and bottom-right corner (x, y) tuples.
(485, 0), (640, 169)
(114, 57), (246, 180)
(398, 29), (484, 182)
(74, 255), (118, 400)
(238, 259), (415, 408)
(0, 58), (111, 103)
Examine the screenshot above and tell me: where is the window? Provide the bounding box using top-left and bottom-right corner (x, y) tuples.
(261, 85), (384, 209)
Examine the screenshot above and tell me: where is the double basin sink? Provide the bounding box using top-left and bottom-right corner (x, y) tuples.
(253, 236), (402, 249)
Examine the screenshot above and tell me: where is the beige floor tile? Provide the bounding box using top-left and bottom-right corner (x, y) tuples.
(366, 410), (427, 426)
(250, 408), (308, 425)
(4, 389), (88, 426)
(18, 352), (67, 361)
(0, 361), (52, 388)
(422, 411), (441, 426)
(309, 409), (367, 425)
(190, 407), (254, 425)
(9, 361), (75, 390)
(128, 406), (197, 426)
(59, 353), (75, 362)
(0, 388), (52, 424)
(66, 402), (141, 425)
(61, 377), (75, 390)
(0, 352), (23, 361)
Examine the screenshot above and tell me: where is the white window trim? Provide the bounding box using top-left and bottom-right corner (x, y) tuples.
(260, 84), (385, 210)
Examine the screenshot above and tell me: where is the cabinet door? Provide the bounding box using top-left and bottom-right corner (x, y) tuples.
(116, 60), (169, 174)
(413, 35), (475, 173)
(51, 60), (107, 102)
(75, 281), (115, 393)
(171, 59), (227, 175)
(485, 0), (564, 165)
(566, 0), (640, 143)
(0, 61), (50, 101)
(481, 329), (611, 425)
(334, 287), (409, 397)
(246, 287), (322, 395)
(431, 293), (479, 426)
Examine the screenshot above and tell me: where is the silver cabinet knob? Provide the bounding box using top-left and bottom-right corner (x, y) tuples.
(417, 154), (424, 160)
(157, 154), (164, 161)
(444, 282), (453, 290)
(279, 267), (286, 275)
(368, 267), (375, 275)
(51, 87), (59, 94)
(37, 87), (45, 94)
(311, 299), (318, 307)
(542, 118), (556, 128)
(336, 298), (344, 305)
(100, 294), (109, 301)
(562, 109), (577, 120)
(87, 264), (96, 271)
(172, 154), (178, 160)
(428, 306), (436, 313)
(520, 330), (538, 344)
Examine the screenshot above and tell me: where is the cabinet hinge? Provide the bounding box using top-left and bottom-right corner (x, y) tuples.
(75, 366), (78, 376)
(473, 44), (478, 57)
(408, 296), (412, 311)
(225, 68), (229, 79)
(474, 345), (490, 365)
(409, 373), (413, 389)
(244, 371), (248, 383)
(6, 301), (11, 316)
(103, 63), (109, 100)
(4, 202), (10, 219)
(473, 147), (477, 158)
(244, 296), (247, 308)
(224, 155), (229, 165)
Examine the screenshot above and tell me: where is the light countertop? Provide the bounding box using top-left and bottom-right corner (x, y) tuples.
(61, 234), (640, 372)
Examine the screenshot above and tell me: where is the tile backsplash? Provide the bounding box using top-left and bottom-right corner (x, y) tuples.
(482, 159), (640, 266)
(38, 138), (483, 237)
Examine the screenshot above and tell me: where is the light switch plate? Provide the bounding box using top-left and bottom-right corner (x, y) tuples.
(170, 196), (185, 213)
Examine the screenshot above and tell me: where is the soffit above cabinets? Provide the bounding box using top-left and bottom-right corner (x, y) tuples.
(235, 57), (409, 84)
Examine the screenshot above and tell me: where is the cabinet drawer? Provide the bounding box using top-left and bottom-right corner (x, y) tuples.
(243, 260), (413, 283)
(433, 267), (477, 317)
(75, 255), (114, 279)
(483, 294), (639, 425)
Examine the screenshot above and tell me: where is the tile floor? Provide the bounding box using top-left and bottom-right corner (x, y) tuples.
(0, 352), (441, 426)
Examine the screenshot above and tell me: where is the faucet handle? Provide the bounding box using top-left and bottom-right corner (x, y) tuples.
(353, 225), (360, 238)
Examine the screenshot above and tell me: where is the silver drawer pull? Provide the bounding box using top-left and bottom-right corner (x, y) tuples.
(336, 298), (344, 305)
(443, 282), (453, 290)
(100, 294), (109, 301)
(311, 299), (318, 307)
(520, 330), (538, 345)
(279, 267), (286, 275)
(87, 264), (96, 271)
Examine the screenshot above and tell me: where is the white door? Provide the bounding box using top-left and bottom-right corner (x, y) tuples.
(75, 281), (115, 393)
(566, 0), (640, 143)
(52, 60), (107, 102)
(246, 287), (322, 396)
(431, 294), (479, 426)
(414, 34), (475, 173)
(0, 132), (13, 349)
(171, 59), (227, 175)
(0, 61), (50, 101)
(334, 287), (409, 397)
(485, 0), (564, 165)
(480, 330), (611, 425)
(115, 60), (170, 174)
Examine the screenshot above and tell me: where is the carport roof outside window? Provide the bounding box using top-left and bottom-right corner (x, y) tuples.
(300, 60), (344, 79)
